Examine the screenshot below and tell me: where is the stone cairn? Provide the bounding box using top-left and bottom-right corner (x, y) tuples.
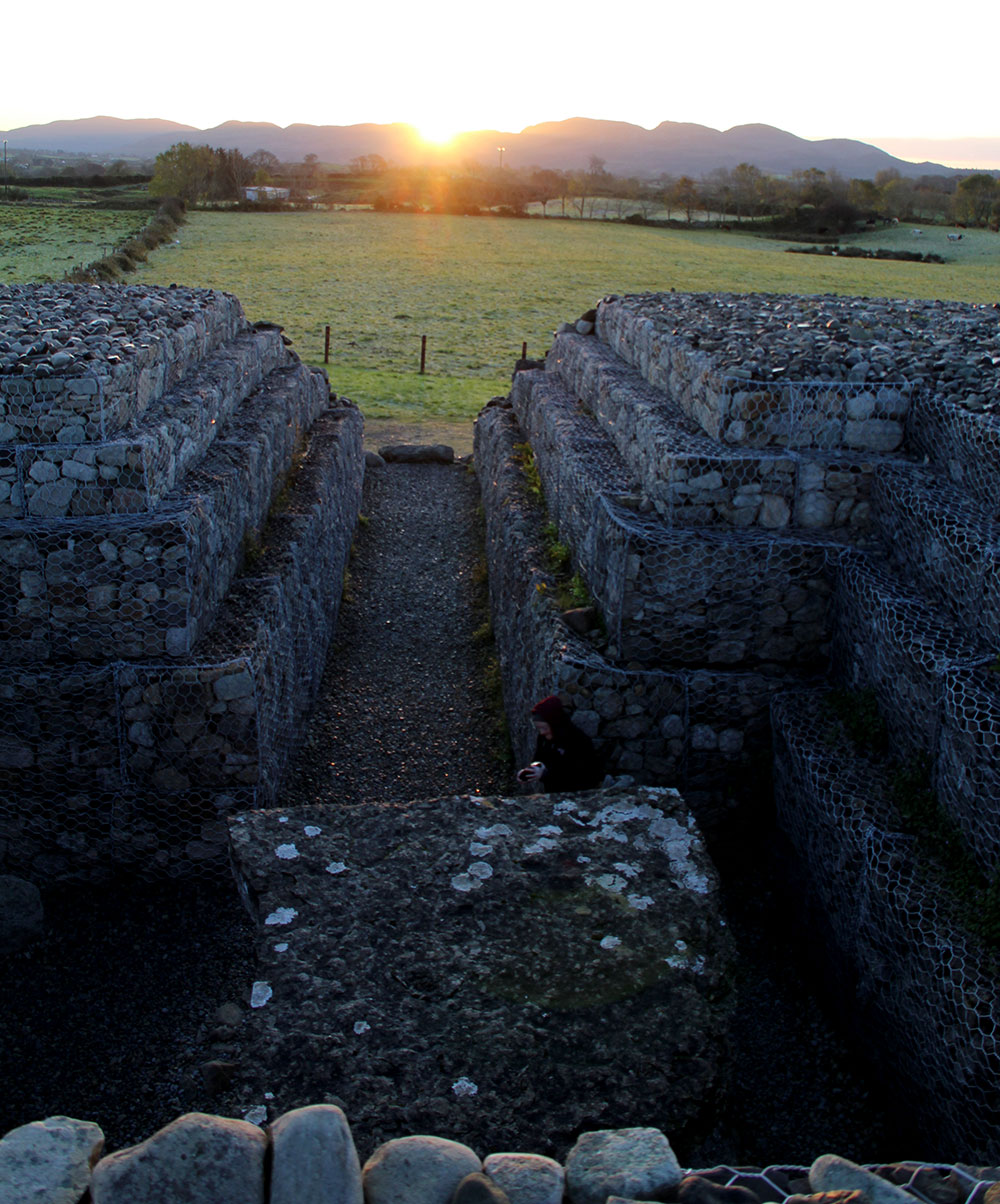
(0, 283), (364, 882)
(475, 292), (1000, 1158)
(2, 1108), (998, 1204)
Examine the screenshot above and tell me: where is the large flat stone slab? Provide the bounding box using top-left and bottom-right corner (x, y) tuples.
(228, 786), (732, 1157)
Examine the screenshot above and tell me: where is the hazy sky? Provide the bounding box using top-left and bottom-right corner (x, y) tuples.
(4, 0), (999, 168)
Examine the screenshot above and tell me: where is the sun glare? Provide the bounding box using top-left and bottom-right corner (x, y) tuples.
(418, 123), (459, 147)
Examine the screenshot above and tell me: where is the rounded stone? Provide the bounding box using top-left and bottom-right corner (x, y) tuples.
(0, 1115), (104, 1204)
(270, 1104), (363, 1204)
(363, 1136), (481, 1204)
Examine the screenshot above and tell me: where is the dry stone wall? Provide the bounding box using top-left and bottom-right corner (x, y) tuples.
(476, 290), (1000, 1155)
(0, 285), (364, 883)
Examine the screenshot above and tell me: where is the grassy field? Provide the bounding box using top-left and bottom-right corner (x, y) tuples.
(7, 201), (998, 430)
(133, 211), (1000, 425)
(0, 202), (152, 282)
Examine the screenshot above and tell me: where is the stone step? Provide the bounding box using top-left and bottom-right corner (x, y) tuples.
(590, 499), (841, 672)
(0, 284), (246, 444)
(831, 551), (989, 758)
(770, 685), (1000, 1155)
(595, 295), (909, 453)
(3, 326), (290, 520)
(549, 332), (883, 535)
(0, 404), (364, 882)
(510, 368), (842, 673)
(0, 361), (328, 663)
(872, 458), (1000, 647)
(475, 402), (796, 821)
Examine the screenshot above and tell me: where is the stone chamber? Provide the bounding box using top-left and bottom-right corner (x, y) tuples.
(4, 283), (1000, 1193)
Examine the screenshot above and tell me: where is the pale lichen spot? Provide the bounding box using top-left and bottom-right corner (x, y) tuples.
(628, 894), (655, 910)
(613, 861), (641, 878)
(599, 935), (622, 950)
(452, 1076), (478, 1097)
(354, 1020), (371, 1035)
(250, 981), (273, 1008)
(451, 872), (480, 892)
(587, 872), (627, 894)
(325, 861), (348, 875)
(244, 1105), (268, 1126)
(278, 816), (289, 824)
(538, 825), (562, 836)
(523, 837), (558, 856)
(476, 823), (513, 839)
(469, 861), (494, 880)
(576, 854), (591, 864)
(273, 942), (289, 953)
(468, 841), (493, 857)
(275, 843), (299, 860)
(264, 907), (298, 926)
(304, 825), (322, 837)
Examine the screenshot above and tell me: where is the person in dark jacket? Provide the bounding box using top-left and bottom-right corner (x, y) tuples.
(516, 695), (604, 792)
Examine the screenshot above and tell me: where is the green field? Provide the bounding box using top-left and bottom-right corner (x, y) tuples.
(0, 202), (151, 282)
(133, 211), (1000, 421)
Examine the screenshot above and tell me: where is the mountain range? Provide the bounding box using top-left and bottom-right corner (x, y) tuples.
(0, 114), (974, 179)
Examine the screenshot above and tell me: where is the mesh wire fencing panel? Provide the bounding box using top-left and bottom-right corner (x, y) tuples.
(773, 689), (1000, 1161)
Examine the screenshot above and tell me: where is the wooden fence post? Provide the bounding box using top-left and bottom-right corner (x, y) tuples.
(420, 334), (427, 375)
(324, 325), (331, 364)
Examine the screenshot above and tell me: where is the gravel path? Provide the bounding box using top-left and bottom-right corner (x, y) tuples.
(282, 460), (511, 807)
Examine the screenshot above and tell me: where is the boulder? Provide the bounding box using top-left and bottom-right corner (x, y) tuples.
(270, 1104), (363, 1204)
(377, 444), (455, 464)
(566, 1128), (682, 1204)
(482, 1153), (564, 1204)
(90, 1112), (267, 1204)
(809, 1156), (916, 1204)
(363, 1135), (481, 1204)
(0, 1115), (104, 1204)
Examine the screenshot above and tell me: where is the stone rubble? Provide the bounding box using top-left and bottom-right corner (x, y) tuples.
(600, 293), (1000, 411)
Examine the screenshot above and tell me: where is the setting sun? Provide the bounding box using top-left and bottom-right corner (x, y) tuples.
(417, 122), (460, 147)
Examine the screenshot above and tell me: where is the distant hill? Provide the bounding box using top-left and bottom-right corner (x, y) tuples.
(0, 113), (970, 179)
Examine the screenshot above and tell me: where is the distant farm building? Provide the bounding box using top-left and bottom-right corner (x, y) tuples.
(244, 186), (290, 202)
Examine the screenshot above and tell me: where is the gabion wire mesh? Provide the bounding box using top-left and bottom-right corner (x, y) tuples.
(483, 290), (1000, 1155)
(0, 286), (364, 883)
(772, 688), (1000, 1161)
(475, 403), (791, 826)
(684, 1163), (1000, 1204)
(550, 332), (895, 537)
(831, 550), (990, 759)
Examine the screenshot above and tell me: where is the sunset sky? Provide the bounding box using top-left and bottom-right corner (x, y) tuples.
(4, 0), (998, 168)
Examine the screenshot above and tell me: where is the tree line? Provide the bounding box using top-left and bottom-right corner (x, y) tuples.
(147, 142), (1000, 230)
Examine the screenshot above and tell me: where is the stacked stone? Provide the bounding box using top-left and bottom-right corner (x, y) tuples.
(771, 372), (1000, 1153)
(477, 290), (1000, 1152)
(477, 290), (924, 802)
(0, 285), (364, 882)
(2, 1109), (997, 1204)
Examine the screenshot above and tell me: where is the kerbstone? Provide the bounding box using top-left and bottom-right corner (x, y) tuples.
(566, 1128), (682, 1204)
(0, 1115), (105, 1204)
(270, 1104), (363, 1204)
(90, 1112), (267, 1204)
(363, 1135), (481, 1204)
